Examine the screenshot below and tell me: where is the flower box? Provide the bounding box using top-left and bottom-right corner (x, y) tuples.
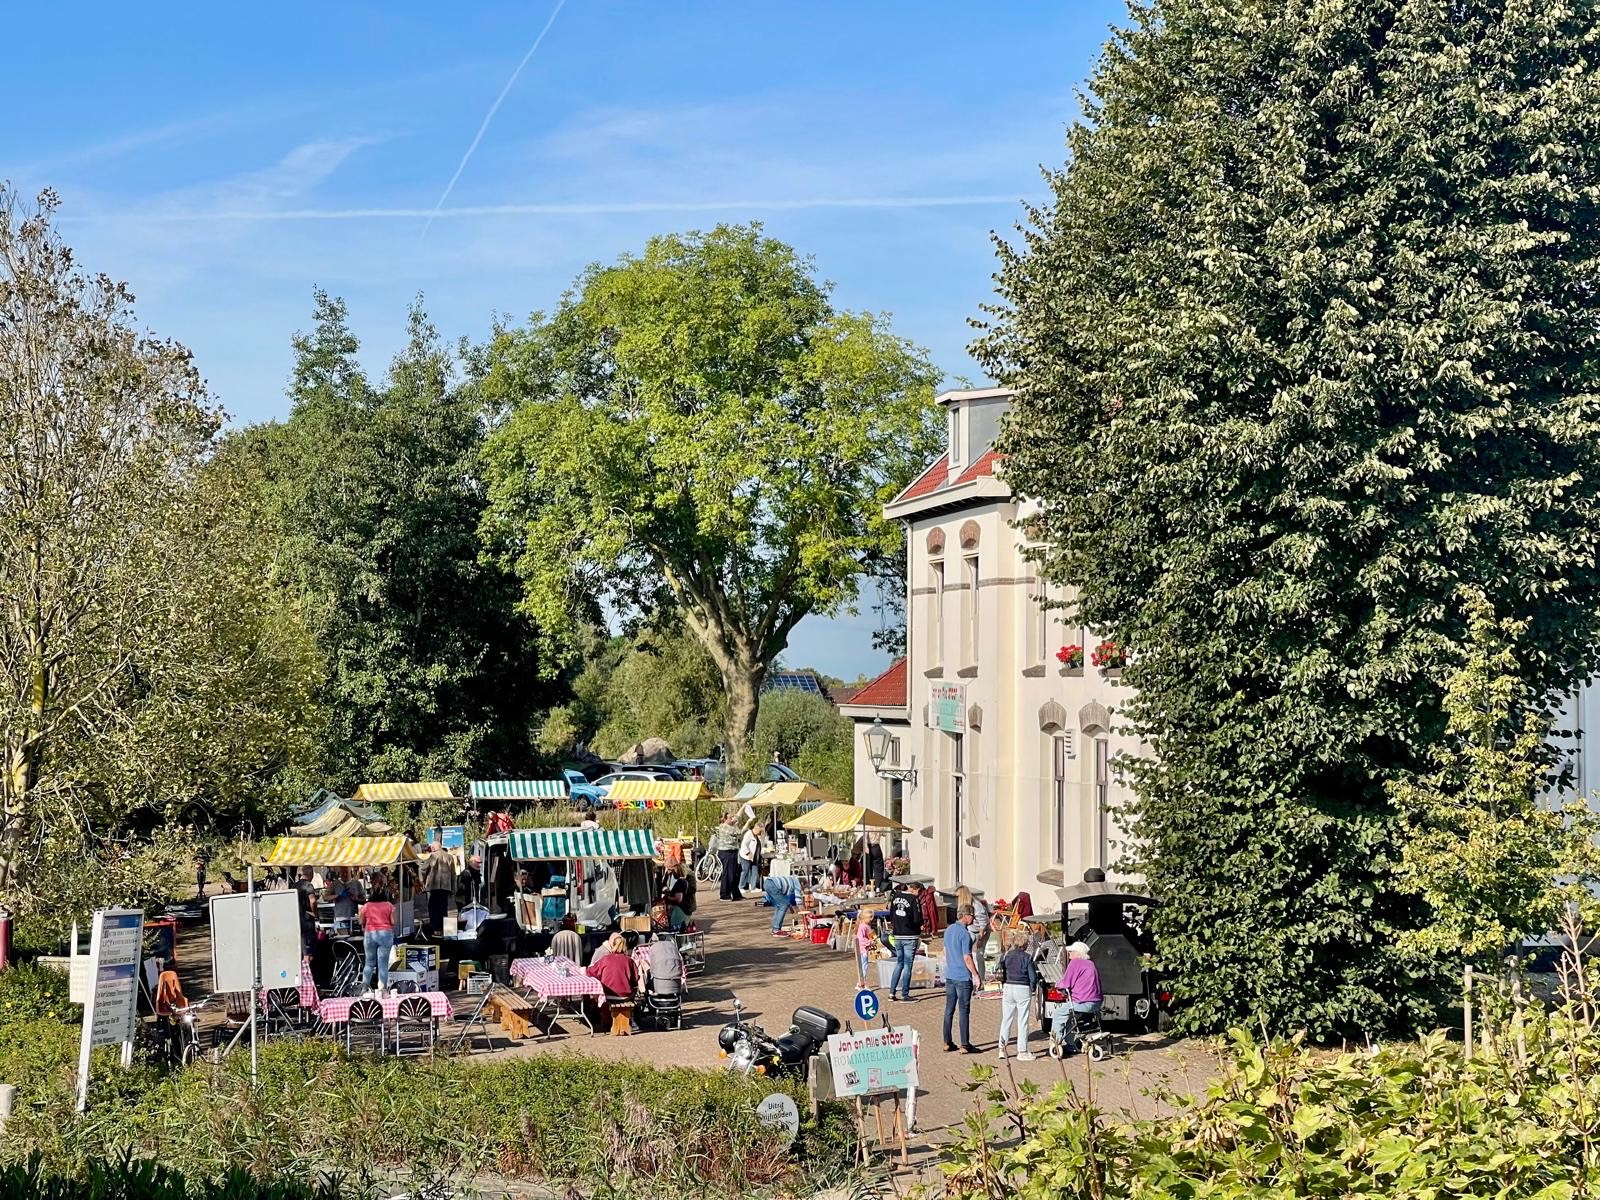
(1090, 640), (1128, 670)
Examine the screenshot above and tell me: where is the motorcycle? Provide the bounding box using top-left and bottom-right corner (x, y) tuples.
(717, 997), (839, 1080)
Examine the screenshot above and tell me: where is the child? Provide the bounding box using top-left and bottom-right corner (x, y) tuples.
(856, 913), (882, 989)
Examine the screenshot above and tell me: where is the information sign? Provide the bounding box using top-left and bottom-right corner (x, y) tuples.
(854, 988), (880, 1021)
(826, 1025), (920, 1098)
(76, 908), (144, 1111)
(929, 683), (966, 732)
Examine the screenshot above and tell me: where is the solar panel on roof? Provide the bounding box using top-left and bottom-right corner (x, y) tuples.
(762, 672), (825, 695)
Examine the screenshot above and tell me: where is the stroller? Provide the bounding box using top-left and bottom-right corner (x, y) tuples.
(1034, 938), (1119, 1062)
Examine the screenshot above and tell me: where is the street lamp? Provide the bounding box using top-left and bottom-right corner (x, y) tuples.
(863, 717), (916, 785)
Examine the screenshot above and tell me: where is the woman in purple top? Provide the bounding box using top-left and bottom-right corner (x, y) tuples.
(1054, 941), (1103, 1055)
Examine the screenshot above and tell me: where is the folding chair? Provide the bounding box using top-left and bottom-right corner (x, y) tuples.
(393, 994), (436, 1058)
(344, 997), (385, 1055)
(449, 986), (497, 1053)
(264, 987), (310, 1039)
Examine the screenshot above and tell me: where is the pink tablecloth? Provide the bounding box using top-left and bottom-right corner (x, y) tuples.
(261, 960), (319, 1009)
(511, 956), (604, 1000)
(317, 992), (453, 1023)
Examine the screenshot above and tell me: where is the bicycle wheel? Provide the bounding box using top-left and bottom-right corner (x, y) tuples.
(180, 1039), (201, 1067)
(695, 852), (717, 882)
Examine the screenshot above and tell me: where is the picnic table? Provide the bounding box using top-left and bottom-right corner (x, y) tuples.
(510, 955), (602, 1035)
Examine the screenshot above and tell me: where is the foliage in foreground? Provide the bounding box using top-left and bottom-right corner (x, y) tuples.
(939, 1008), (1600, 1199)
(0, 1154), (371, 1200)
(981, 0), (1600, 1038)
(0, 1033), (852, 1200)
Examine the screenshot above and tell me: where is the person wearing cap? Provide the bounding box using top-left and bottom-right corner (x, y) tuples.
(1055, 940), (1104, 1054)
(942, 904), (981, 1054)
(887, 881), (924, 1001)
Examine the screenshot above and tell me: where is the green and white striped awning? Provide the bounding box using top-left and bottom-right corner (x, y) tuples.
(507, 828), (657, 861)
(469, 779), (568, 802)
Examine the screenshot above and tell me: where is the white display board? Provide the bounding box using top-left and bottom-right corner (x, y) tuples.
(76, 908), (144, 1111)
(210, 890), (303, 992)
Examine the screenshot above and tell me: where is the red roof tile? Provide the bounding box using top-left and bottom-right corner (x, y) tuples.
(844, 658), (908, 708)
(953, 447), (1001, 486)
(895, 455), (949, 502)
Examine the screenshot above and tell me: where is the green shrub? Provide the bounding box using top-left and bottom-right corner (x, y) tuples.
(937, 1013), (1600, 1198)
(0, 1035), (854, 1199)
(0, 1153), (375, 1199)
(0, 961), (77, 1024)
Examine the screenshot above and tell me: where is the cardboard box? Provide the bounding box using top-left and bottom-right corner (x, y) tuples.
(621, 914), (651, 933)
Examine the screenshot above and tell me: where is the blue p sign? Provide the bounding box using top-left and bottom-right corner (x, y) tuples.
(854, 989), (879, 1022)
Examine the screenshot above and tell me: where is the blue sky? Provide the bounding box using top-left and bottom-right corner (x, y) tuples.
(4, 0), (1125, 681)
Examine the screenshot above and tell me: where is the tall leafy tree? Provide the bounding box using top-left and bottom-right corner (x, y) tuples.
(480, 224), (940, 775)
(0, 187), (321, 922)
(980, 0), (1600, 1036)
(264, 293), (550, 791)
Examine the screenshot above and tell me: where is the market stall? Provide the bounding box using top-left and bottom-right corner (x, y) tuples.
(351, 781), (457, 805)
(503, 827), (660, 931)
(778, 802), (906, 885)
(468, 779), (568, 807)
(260, 834), (421, 939)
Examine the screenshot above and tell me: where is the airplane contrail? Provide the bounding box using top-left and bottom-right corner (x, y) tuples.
(85, 195), (1027, 223)
(420, 0), (569, 242)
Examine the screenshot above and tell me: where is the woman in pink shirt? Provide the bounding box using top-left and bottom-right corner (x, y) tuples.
(360, 888), (397, 996)
(856, 914), (882, 989)
(1054, 941), (1103, 1055)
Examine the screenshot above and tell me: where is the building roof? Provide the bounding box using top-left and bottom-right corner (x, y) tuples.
(842, 658), (907, 708)
(889, 447), (1003, 507)
(763, 670), (829, 698)
(953, 447), (1002, 487)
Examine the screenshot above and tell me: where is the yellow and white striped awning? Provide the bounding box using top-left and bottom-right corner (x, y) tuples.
(605, 780), (713, 803)
(352, 781), (456, 803)
(781, 803), (908, 835)
(262, 835), (419, 867)
(748, 781), (839, 808)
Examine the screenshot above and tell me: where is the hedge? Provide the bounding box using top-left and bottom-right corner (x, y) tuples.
(0, 965), (854, 1199)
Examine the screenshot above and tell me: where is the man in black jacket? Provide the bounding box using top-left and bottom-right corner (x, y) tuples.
(887, 881), (924, 1002)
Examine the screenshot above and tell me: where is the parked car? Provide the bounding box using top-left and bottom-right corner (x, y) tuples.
(604, 763), (686, 781)
(698, 760), (802, 788)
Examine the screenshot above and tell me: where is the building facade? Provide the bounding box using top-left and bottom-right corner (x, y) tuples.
(842, 388), (1142, 900)
(845, 387), (1600, 904)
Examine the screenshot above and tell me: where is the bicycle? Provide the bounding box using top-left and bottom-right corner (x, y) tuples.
(153, 996), (213, 1067)
(694, 847), (721, 883)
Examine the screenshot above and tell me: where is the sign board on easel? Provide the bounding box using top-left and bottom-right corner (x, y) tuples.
(76, 908), (145, 1112)
(825, 1026), (917, 1167)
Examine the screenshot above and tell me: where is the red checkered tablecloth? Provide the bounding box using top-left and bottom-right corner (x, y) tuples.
(316, 992), (453, 1023)
(260, 960), (319, 1009)
(511, 956), (604, 1000)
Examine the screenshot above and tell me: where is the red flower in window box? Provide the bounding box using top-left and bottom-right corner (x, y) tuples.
(1055, 644), (1085, 669)
(1090, 640), (1128, 669)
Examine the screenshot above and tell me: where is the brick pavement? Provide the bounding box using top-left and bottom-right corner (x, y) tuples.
(462, 893), (1220, 1174)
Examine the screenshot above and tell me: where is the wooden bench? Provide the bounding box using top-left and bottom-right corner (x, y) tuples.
(608, 1001), (635, 1037)
(483, 992), (536, 1040)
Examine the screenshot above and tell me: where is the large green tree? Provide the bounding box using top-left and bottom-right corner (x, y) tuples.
(0, 187), (323, 923)
(980, 0), (1600, 1036)
(480, 224), (940, 775)
(261, 294), (551, 791)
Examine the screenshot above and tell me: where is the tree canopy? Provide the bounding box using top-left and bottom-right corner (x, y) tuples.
(260, 293), (554, 792)
(0, 187), (322, 923)
(981, 0), (1600, 1037)
(480, 224), (939, 773)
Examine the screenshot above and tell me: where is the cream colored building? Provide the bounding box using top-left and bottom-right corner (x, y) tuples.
(841, 387), (1143, 900)
(843, 387), (1600, 903)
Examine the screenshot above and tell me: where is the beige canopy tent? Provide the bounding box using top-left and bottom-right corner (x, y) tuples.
(352, 781), (456, 804)
(781, 803), (908, 835)
(747, 781), (840, 808)
(261, 835), (419, 867)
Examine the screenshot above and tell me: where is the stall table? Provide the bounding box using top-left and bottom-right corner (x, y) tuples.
(510, 955), (602, 1035)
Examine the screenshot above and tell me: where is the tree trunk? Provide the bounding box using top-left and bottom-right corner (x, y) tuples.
(720, 658), (767, 785)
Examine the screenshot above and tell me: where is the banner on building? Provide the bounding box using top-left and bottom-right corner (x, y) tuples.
(928, 683), (966, 733)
